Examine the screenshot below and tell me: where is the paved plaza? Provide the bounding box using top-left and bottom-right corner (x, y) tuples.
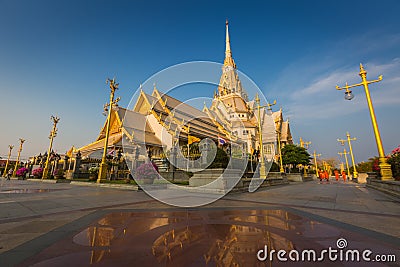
(0, 178), (399, 266)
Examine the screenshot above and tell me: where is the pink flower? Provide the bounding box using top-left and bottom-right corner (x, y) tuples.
(32, 168), (43, 177)
(16, 167), (29, 177)
(391, 145), (400, 155)
(135, 163), (159, 180)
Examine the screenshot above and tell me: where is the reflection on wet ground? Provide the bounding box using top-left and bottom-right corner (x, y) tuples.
(21, 209), (398, 267)
(0, 189), (65, 194)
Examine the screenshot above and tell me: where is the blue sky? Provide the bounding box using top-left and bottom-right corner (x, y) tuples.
(0, 0), (399, 164)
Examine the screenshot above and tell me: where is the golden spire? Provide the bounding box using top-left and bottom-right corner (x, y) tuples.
(225, 20), (231, 57)
(359, 63), (367, 76)
(224, 20), (236, 68)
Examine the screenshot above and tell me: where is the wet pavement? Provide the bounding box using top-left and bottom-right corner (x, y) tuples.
(0, 189), (65, 194)
(0, 178), (399, 266)
(16, 209), (400, 267)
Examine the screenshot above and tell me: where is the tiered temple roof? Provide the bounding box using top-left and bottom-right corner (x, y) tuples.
(78, 21), (293, 159)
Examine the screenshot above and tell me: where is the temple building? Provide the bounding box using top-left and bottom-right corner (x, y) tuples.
(78, 21), (293, 168)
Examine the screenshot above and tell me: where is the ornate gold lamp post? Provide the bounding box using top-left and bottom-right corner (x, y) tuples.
(340, 162), (345, 173)
(254, 94), (276, 178)
(3, 145), (14, 177)
(13, 138), (25, 177)
(299, 137), (311, 149)
(276, 128), (285, 173)
(313, 150), (321, 175)
(336, 64), (392, 180)
(338, 149), (351, 177)
(255, 93), (266, 178)
(98, 78), (120, 183)
(42, 116), (60, 179)
(299, 137), (311, 176)
(338, 132), (358, 180)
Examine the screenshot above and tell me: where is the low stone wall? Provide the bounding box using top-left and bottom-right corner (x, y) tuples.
(284, 173), (313, 182)
(303, 176), (313, 182)
(366, 178), (400, 198)
(286, 173), (303, 182)
(160, 170), (190, 182)
(357, 173), (368, 184)
(188, 169), (288, 192)
(189, 169), (242, 188)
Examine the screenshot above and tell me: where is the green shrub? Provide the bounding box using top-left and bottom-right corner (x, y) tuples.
(208, 148), (229, 169)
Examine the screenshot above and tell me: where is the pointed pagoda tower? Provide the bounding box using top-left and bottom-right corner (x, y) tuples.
(207, 20), (258, 154)
(217, 20), (248, 102)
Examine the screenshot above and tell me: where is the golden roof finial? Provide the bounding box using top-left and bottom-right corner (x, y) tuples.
(359, 63), (367, 76)
(224, 20), (236, 68)
(225, 20), (231, 55)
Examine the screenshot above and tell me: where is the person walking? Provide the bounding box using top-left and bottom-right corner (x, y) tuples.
(342, 171), (347, 182)
(324, 170), (329, 181)
(7, 168), (13, 180)
(318, 171), (323, 182)
(334, 170), (339, 181)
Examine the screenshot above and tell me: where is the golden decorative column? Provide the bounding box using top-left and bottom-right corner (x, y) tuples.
(255, 93), (266, 178)
(98, 78), (120, 183)
(42, 116), (60, 179)
(338, 132), (358, 179)
(3, 145), (14, 177)
(13, 138), (25, 177)
(313, 150), (321, 174)
(276, 129), (284, 173)
(270, 101), (283, 173)
(299, 137), (311, 176)
(340, 162), (345, 173)
(336, 64), (392, 180)
(254, 93), (276, 179)
(338, 149), (350, 177)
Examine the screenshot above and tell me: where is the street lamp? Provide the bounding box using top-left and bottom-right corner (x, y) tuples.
(299, 137), (311, 149)
(2, 145), (14, 177)
(338, 132), (358, 180)
(299, 137), (311, 176)
(42, 116), (60, 179)
(254, 94), (276, 178)
(98, 78), (120, 183)
(313, 150), (321, 174)
(13, 138), (25, 177)
(336, 64), (392, 180)
(340, 162), (345, 173)
(338, 149), (350, 178)
(275, 129), (284, 173)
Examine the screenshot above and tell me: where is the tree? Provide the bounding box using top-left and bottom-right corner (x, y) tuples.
(320, 157), (339, 169)
(281, 144), (311, 172)
(355, 157), (376, 173)
(208, 147), (229, 169)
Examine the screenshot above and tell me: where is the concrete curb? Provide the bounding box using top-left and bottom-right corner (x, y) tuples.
(25, 178), (140, 191)
(70, 181), (140, 191)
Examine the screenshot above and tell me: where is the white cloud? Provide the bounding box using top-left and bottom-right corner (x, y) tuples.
(282, 58), (400, 121)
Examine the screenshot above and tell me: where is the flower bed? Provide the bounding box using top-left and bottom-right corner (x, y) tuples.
(16, 167), (29, 177)
(32, 167), (43, 178)
(135, 162), (159, 184)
